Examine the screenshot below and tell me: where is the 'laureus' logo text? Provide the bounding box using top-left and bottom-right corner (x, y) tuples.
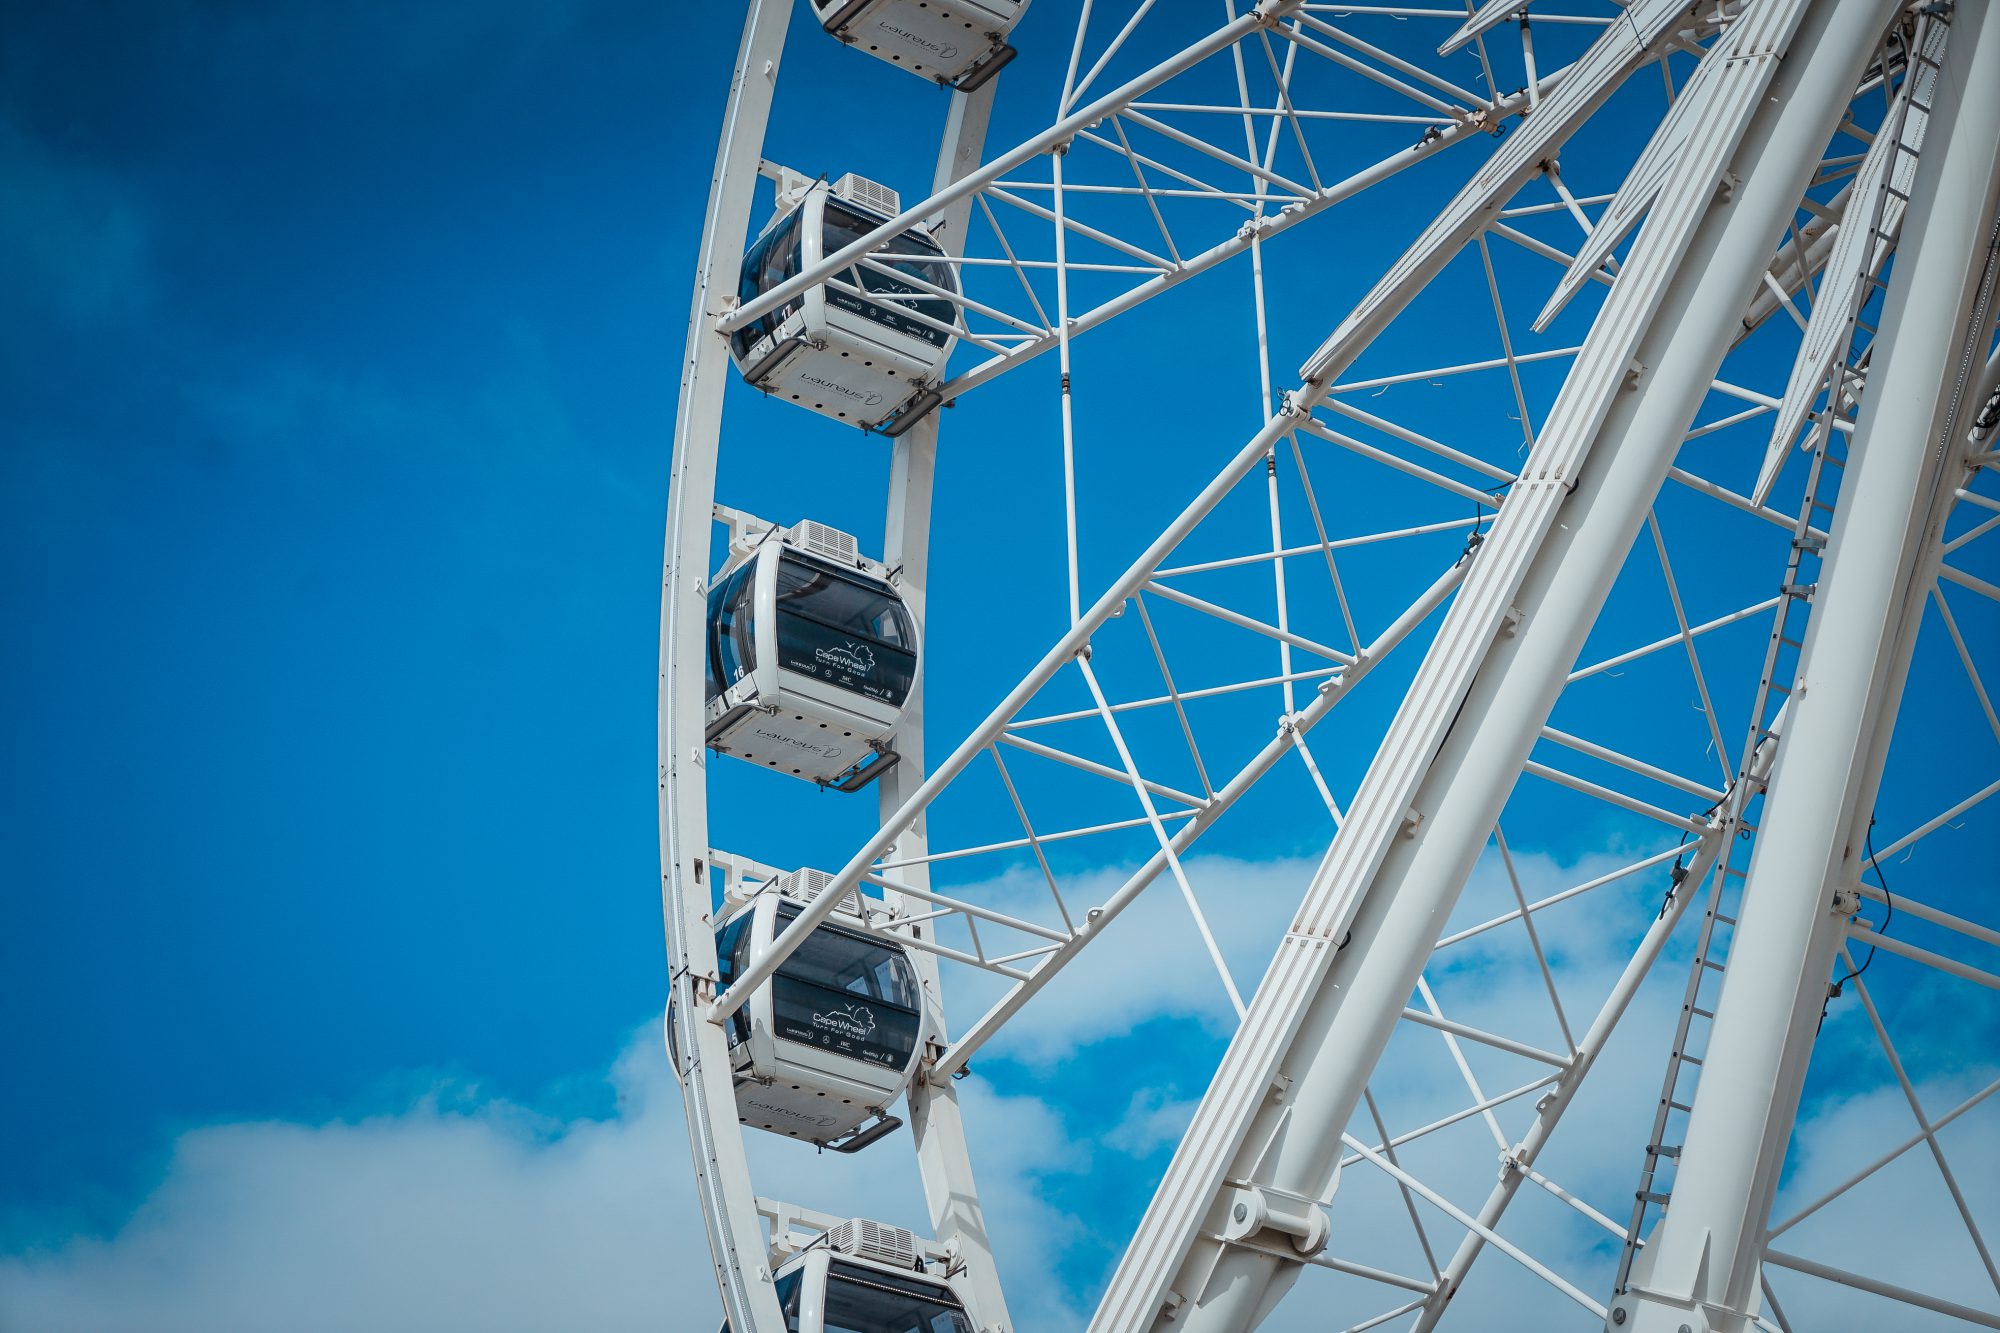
(874, 21), (959, 60)
(798, 372), (883, 406)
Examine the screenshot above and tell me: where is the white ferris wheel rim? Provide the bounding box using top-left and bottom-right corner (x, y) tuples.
(660, 4), (2000, 1332)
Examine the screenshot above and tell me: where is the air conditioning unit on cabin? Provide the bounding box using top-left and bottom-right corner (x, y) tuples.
(776, 866), (868, 917)
(788, 520), (861, 567)
(831, 173), (901, 219)
(827, 1217), (921, 1269)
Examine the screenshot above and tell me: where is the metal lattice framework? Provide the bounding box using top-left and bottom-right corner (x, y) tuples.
(661, 3), (2000, 1331)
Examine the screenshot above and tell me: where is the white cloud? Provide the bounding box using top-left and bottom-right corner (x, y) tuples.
(1760, 1071), (2000, 1330)
(0, 1025), (1087, 1333)
(3, 844), (1990, 1333)
(928, 854), (1323, 1069)
(1106, 1089), (1200, 1158)
(0, 1033), (704, 1333)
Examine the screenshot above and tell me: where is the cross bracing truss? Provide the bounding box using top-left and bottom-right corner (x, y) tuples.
(719, 2), (1663, 405)
(663, 3), (2000, 1332)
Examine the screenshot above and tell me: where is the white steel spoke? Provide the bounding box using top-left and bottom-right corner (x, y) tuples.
(1435, 844), (1685, 949)
(1493, 826), (1575, 1053)
(1941, 561), (2000, 605)
(1154, 516), (1486, 579)
(875, 808), (1201, 870)
(1339, 1074), (1561, 1169)
(1568, 595), (1782, 682)
(1473, 231), (1537, 452)
(1362, 1085), (1444, 1280)
(1759, 1269), (1799, 1333)
(1008, 664), (1344, 730)
(664, 6), (1998, 1332)
(1251, 26), (1321, 195)
(1397, 1004), (1571, 1070)
(1647, 510), (1736, 777)
(1761, 1250), (2000, 1329)
(1133, 595), (1217, 801)
(1838, 952), (2000, 1299)
(1536, 725), (1725, 804)
(1300, 419), (1515, 507)
(1142, 580), (1357, 665)
(1932, 582), (2000, 746)
(1063, 0), (1158, 115)
(1341, 1133), (1609, 1319)
(1336, 1298), (1430, 1333)
(1289, 726), (1346, 826)
(1287, 431), (1364, 655)
(1321, 395), (1521, 487)
(1765, 1075), (2000, 1240)
(1875, 775), (2000, 860)
(987, 744), (1075, 932)
(1517, 1165), (1629, 1243)
(1329, 344), (1584, 396)
(1413, 975), (1513, 1150)
(1078, 655), (1247, 1018)
(996, 731), (1209, 810)
(1276, 22), (1466, 119)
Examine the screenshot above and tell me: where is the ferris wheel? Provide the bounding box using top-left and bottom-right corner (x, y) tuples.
(659, 3), (2000, 1331)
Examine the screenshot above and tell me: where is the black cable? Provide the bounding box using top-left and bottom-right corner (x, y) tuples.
(1458, 483), (1509, 566)
(1820, 816), (1894, 1028)
(1660, 784), (1730, 919)
(1432, 487), (1511, 763)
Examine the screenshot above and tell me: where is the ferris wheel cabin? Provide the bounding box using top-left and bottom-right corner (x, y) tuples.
(706, 519), (917, 790)
(729, 174), (960, 434)
(718, 1218), (976, 1333)
(713, 871), (931, 1150)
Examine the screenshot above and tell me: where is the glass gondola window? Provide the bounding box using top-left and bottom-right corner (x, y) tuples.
(821, 200), (955, 348)
(713, 909), (755, 1048)
(773, 554), (917, 706)
(824, 1261), (975, 1333)
(706, 561), (758, 705)
(731, 211), (802, 360)
(717, 1268), (804, 1333)
(772, 903), (921, 1070)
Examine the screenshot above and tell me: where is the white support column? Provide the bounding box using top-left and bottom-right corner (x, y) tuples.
(1092, 3), (1905, 1330)
(1617, 6), (2000, 1329)
(882, 79), (1016, 1333)
(658, 5), (791, 1331)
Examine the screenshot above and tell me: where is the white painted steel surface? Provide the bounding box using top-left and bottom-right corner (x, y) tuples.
(659, 5), (2000, 1331)
(1620, 4), (2000, 1326)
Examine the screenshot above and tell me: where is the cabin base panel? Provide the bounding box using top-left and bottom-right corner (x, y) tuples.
(746, 334), (931, 430)
(823, 1), (1017, 85)
(708, 705), (883, 784)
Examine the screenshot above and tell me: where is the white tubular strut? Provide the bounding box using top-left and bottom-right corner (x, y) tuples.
(1616, 5), (2000, 1329)
(1092, 2), (1907, 1330)
(883, 78), (1016, 1333)
(658, 5), (791, 1332)
(701, 0), (1683, 1032)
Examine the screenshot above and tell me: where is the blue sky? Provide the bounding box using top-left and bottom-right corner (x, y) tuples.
(2, 0), (719, 1238)
(4, 4), (1996, 1330)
